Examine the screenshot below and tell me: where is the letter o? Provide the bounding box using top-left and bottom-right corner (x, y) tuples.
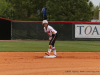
(84, 26), (92, 35)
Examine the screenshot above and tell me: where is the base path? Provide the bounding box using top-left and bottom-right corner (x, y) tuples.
(0, 52), (100, 75)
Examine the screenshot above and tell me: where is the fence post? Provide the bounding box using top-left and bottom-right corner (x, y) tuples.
(99, 8), (100, 22)
(11, 20), (12, 40)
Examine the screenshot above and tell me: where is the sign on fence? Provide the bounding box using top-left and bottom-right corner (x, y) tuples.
(75, 24), (100, 38)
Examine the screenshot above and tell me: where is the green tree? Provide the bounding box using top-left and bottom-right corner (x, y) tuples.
(7, 0), (47, 20)
(92, 4), (100, 19)
(0, 0), (13, 18)
(46, 0), (93, 21)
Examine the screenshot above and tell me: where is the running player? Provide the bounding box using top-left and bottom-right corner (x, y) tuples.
(42, 20), (58, 56)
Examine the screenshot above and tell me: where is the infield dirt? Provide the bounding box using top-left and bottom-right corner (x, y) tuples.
(0, 52), (100, 75)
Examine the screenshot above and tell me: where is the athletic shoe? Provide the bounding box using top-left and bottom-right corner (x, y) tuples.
(45, 52), (50, 56)
(54, 54), (57, 56)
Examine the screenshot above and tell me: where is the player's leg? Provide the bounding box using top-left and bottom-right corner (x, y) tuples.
(45, 38), (53, 56)
(52, 46), (57, 56)
(45, 45), (52, 56)
(51, 33), (58, 56)
(45, 33), (58, 56)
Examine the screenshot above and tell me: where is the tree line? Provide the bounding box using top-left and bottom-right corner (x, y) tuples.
(0, 0), (100, 21)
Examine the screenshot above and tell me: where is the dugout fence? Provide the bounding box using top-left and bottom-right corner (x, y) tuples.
(0, 18), (11, 40)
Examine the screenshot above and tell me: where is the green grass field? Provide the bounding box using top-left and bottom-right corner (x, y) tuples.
(0, 41), (100, 52)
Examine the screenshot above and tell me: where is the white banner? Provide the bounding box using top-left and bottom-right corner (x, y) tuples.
(75, 24), (100, 38)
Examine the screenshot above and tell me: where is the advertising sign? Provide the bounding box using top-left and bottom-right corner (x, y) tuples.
(75, 24), (100, 38)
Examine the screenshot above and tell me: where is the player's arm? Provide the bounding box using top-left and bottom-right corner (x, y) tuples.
(48, 34), (52, 41)
(48, 34), (51, 37)
(52, 31), (56, 37)
(52, 31), (55, 34)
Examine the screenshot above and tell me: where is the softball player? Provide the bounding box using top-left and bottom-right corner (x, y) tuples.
(42, 20), (58, 56)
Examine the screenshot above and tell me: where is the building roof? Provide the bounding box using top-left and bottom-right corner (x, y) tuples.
(91, 19), (99, 22)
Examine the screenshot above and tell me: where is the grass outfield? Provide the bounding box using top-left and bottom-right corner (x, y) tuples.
(0, 41), (100, 52)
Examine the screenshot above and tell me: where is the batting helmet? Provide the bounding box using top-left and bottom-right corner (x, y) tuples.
(42, 20), (48, 25)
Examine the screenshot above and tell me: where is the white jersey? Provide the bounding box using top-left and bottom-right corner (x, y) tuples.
(44, 25), (57, 36)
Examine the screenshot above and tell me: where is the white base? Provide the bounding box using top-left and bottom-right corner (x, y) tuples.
(44, 55), (56, 58)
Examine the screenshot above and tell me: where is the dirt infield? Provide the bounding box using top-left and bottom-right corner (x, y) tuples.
(0, 52), (100, 75)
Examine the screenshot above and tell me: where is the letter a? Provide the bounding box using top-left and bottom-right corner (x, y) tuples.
(92, 26), (99, 35)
